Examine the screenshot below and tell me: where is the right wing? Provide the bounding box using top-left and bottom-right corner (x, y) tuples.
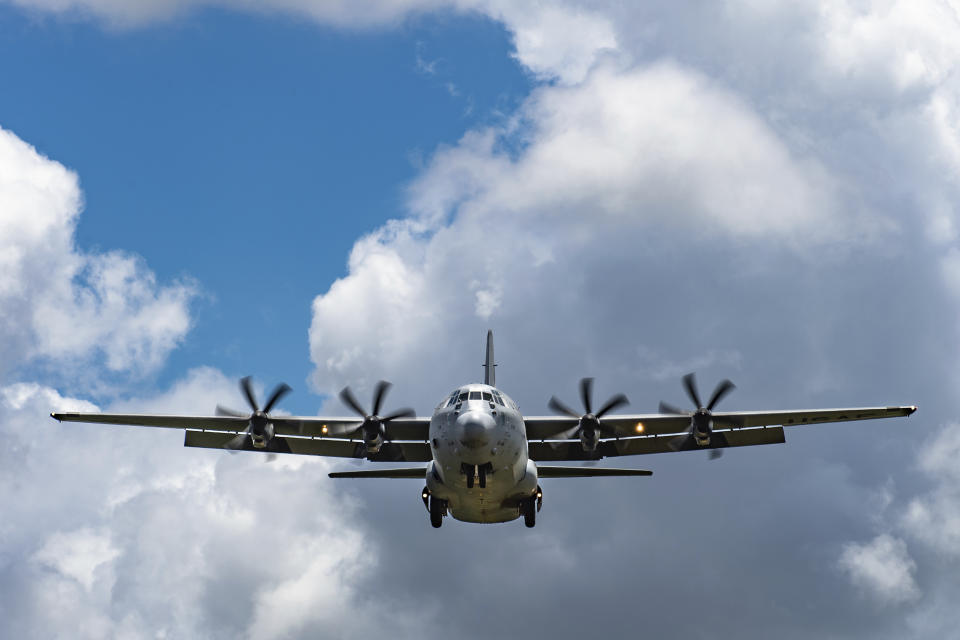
(51, 412), (432, 461)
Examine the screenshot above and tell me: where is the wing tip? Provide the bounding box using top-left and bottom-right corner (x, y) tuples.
(50, 412), (62, 422)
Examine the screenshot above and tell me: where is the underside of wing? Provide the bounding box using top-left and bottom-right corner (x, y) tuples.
(273, 417), (430, 441)
(53, 412), (249, 431)
(529, 426), (786, 461)
(51, 412), (431, 442)
(524, 405), (916, 443)
(710, 406), (917, 428)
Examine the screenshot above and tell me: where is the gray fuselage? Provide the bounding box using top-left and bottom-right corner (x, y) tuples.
(425, 384), (539, 523)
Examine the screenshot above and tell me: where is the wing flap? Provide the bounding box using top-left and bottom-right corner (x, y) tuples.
(183, 431), (433, 461)
(273, 417), (430, 441)
(529, 426), (785, 461)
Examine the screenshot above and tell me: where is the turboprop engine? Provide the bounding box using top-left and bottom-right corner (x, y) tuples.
(548, 378), (629, 453)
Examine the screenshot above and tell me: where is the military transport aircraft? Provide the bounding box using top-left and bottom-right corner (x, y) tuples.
(52, 331), (916, 528)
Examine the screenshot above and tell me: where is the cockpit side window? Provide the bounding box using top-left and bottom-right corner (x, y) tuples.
(482, 392), (492, 401)
(492, 392), (505, 406)
(446, 394), (458, 407)
(458, 392), (469, 402)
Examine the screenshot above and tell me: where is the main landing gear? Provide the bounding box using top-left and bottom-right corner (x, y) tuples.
(520, 486), (544, 528)
(423, 487), (447, 528)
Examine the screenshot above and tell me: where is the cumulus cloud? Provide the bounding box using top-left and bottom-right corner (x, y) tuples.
(0, 126), (196, 382)
(901, 423), (960, 558)
(839, 534), (920, 604)
(309, 60), (870, 400)
(0, 374), (392, 639)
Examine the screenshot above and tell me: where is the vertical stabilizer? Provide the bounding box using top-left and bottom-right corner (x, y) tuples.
(483, 330), (496, 387)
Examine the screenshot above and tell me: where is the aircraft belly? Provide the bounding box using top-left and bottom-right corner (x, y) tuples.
(429, 410), (530, 524)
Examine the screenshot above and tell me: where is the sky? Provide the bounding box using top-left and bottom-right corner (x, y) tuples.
(2, 1), (960, 638)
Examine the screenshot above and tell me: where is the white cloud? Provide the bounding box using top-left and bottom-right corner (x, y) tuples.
(481, 0), (618, 84)
(309, 61), (861, 398)
(32, 528), (121, 592)
(0, 126), (196, 381)
(839, 534), (920, 604)
(901, 423), (960, 558)
(0, 373), (391, 639)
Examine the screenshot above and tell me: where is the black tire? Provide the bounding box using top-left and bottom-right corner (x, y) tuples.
(430, 496), (444, 528)
(523, 498), (536, 528)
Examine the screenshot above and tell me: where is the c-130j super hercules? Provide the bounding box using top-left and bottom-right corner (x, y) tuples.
(53, 331), (916, 528)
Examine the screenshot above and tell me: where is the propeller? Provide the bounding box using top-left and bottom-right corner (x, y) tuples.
(548, 377), (629, 452)
(329, 380), (415, 457)
(216, 376), (292, 458)
(659, 372), (734, 459)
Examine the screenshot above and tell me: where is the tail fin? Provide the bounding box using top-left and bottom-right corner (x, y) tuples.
(483, 330), (496, 387)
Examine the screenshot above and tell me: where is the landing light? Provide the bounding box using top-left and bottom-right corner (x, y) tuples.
(321, 424), (328, 434)
(635, 422), (645, 433)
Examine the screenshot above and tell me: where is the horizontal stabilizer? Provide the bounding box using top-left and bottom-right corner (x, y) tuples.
(537, 466), (652, 478)
(329, 467), (428, 479)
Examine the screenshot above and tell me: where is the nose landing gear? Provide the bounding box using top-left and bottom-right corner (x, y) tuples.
(460, 462), (493, 488)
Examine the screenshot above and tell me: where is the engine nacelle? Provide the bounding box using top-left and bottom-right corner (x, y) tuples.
(250, 419), (275, 449)
(692, 415), (713, 447)
(364, 432), (384, 454)
(579, 427), (599, 452)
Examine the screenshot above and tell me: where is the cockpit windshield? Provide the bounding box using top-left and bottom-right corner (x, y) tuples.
(445, 388), (507, 408)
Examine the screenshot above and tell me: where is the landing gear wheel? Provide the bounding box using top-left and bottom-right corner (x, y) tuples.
(430, 496), (445, 528)
(522, 497), (536, 528)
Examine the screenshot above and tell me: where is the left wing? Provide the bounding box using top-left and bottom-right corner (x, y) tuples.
(525, 405), (917, 460)
(524, 406), (916, 441)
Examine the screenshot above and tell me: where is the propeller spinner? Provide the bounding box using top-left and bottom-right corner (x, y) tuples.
(548, 377), (629, 452)
(659, 373), (735, 459)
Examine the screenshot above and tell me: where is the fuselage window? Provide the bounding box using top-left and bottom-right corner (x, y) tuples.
(469, 391), (482, 400)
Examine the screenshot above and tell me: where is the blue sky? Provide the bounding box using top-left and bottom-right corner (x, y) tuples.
(3, 2), (960, 638)
(1, 5), (530, 408)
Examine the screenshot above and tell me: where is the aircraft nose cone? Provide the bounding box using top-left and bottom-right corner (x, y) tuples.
(456, 410), (495, 450)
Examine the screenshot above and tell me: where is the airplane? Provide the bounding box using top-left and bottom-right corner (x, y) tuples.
(51, 331), (917, 528)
